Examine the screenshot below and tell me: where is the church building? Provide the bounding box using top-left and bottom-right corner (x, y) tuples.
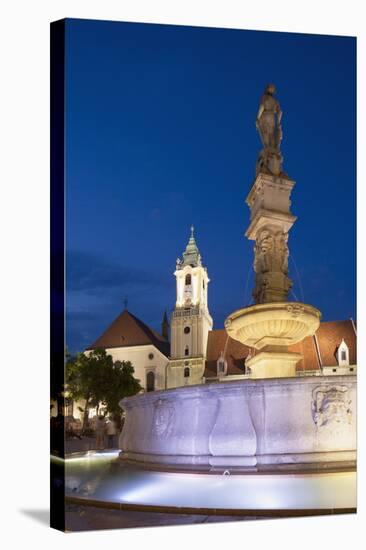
(85, 226), (357, 393)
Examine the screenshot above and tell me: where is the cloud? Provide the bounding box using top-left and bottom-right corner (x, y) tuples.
(66, 298), (171, 354)
(65, 251), (172, 352)
(66, 250), (168, 294)
(66, 309), (104, 353)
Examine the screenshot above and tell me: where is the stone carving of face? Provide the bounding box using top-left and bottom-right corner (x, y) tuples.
(153, 399), (174, 437)
(312, 386), (352, 429)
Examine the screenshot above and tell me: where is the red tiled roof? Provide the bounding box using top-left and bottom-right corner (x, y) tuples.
(315, 320), (357, 367)
(87, 309), (170, 356)
(204, 319), (356, 378)
(205, 329), (251, 378)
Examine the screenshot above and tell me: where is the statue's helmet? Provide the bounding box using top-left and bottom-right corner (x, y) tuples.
(265, 83), (276, 95)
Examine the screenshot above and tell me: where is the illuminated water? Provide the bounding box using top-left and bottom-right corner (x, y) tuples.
(62, 451), (356, 511)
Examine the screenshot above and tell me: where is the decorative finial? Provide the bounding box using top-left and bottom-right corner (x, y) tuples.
(190, 225), (194, 238)
(123, 296), (128, 310)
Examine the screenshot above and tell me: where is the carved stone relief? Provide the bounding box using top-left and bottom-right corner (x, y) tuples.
(252, 227), (292, 303)
(311, 385), (352, 430)
(254, 228), (289, 275)
(286, 304), (305, 317)
(152, 399), (175, 438)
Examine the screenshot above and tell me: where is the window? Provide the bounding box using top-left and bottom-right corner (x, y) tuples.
(185, 346), (189, 356)
(146, 371), (155, 392)
(332, 368), (337, 373)
(337, 339), (349, 366)
(184, 367), (190, 378)
(350, 368), (354, 372)
(203, 280), (205, 289)
(184, 326), (190, 334)
(185, 274), (191, 285)
(148, 353), (154, 360)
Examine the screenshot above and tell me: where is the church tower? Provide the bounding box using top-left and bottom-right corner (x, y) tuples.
(167, 226), (213, 388)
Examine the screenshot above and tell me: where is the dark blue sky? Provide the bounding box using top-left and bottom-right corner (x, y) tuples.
(65, 19), (356, 354)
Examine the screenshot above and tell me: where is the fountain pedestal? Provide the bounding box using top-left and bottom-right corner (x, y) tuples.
(246, 350), (301, 378)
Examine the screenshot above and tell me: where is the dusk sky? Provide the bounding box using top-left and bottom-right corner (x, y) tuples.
(65, 18), (356, 354)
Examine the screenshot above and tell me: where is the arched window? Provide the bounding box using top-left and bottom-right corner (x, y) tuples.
(184, 326), (190, 334)
(185, 274), (191, 285)
(185, 346), (189, 356)
(184, 367), (190, 378)
(146, 371), (155, 392)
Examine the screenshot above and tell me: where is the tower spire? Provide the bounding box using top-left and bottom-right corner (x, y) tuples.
(161, 310), (169, 341)
(177, 225), (202, 268)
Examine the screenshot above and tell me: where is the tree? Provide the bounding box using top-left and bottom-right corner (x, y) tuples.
(103, 360), (142, 426)
(66, 348), (113, 429)
(66, 348), (142, 430)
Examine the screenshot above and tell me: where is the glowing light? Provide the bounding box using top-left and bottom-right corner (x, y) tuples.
(65, 452), (356, 511)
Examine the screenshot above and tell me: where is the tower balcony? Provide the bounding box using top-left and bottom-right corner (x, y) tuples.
(172, 307), (200, 318)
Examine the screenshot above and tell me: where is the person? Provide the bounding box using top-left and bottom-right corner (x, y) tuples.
(95, 415), (106, 450)
(106, 417), (117, 448)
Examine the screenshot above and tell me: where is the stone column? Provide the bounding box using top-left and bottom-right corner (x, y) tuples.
(245, 172), (296, 304)
(224, 85), (321, 379)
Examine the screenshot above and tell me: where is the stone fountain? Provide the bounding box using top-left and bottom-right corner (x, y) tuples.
(64, 86), (356, 515)
(225, 84), (321, 378)
(116, 85), (355, 486)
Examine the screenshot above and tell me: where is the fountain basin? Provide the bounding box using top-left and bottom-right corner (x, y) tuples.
(61, 375), (356, 516)
(224, 302), (321, 349)
(119, 376), (356, 471)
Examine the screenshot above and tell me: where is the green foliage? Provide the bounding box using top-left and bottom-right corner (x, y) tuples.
(104, 360), (142, 418)
(65, 348), (142, 426)
(66, 348), (113, 408)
